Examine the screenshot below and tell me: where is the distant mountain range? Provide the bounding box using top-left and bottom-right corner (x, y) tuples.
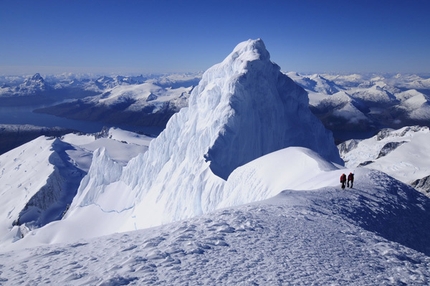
(287, 72), (430, 142)
(2, 71), (429, 142)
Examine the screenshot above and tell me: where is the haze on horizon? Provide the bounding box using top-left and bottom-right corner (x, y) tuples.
(1, 0), (430, 76)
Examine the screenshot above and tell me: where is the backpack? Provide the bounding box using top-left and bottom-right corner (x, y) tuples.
(340, 174), (346, 182)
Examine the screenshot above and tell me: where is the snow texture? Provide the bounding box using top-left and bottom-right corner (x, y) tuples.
(1, 168), (430, 285)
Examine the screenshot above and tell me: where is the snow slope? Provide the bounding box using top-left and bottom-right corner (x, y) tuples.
(0, 128), (153, 248)
(1, 168), (430, 285)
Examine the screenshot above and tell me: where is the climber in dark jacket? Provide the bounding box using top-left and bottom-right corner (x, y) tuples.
(347, 172), (354, 188)
(340, 173), (346, 189)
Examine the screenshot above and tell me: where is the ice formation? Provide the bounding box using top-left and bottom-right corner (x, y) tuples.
(67, 39), (342, 233)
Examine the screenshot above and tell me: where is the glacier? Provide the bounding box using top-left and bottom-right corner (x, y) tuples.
(59, 39), (343, 236)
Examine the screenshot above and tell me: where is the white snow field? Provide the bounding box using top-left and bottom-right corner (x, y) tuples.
(1, 39), (430, 284)
(1, 167), (430, 285)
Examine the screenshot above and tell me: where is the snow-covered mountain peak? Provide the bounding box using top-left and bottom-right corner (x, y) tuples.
(189, 38), (342, 179)
(221, 38), (270, 67)
(54, 39), (344, 236)
(30, 73), (44, 83)
(17, 73), (49, 94)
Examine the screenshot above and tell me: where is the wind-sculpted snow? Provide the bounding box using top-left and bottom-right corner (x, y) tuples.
(203, 40), (341, 179)
(69, 148), (123, 210)
(218, 147), (339, 208)
(66, 39), (342, 233)
(2, 169), (430, 285)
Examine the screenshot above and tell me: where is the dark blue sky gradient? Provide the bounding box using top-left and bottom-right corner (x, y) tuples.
(1, 0), (429, 75)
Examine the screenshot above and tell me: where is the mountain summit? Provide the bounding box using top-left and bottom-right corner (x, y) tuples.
(3, 39), (344, 245)
(198, 39), (342, 179)
(66, 39), (343, 231)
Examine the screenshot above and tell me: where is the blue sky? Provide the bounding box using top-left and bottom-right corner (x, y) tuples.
(1, 0), (429, 75)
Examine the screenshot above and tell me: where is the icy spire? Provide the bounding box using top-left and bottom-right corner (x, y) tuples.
(195, 38), (342, 179)
(72, 39), (343, 230)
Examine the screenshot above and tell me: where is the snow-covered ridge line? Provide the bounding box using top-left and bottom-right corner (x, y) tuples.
(0, 127), (153, 249)
(2, 168), (430, 285)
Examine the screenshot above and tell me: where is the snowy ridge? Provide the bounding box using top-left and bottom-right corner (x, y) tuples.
(0, 128), (153, 249)
(286, 72), (344, 95)
(0, 137), (86, 245)
(1, 168), (430, 284)
(218, 147), (339, 208)
(0, 137), (55, 244)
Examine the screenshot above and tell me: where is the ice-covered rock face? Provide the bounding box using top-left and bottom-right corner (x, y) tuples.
(124, 38), (342, 200)
(71, 39), (343, 230)
(196, 39), (342, 179)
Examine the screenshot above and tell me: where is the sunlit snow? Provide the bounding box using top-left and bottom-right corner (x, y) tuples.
(1, 39), (430, 285)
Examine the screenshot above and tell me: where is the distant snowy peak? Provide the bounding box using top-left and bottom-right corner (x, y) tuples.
(350, 85), (398, 105)
(392, 74), (430, 89)
(290, 72), (430, 140)
(395, 90), (430, 120)
(9, 73), (49, 96)
(94, 75), (146, 89)
(29, 73), (44, 83)
(314, 91), (369, 124)
(287, 72), (344, 95)
(23, 73), (47, 88)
